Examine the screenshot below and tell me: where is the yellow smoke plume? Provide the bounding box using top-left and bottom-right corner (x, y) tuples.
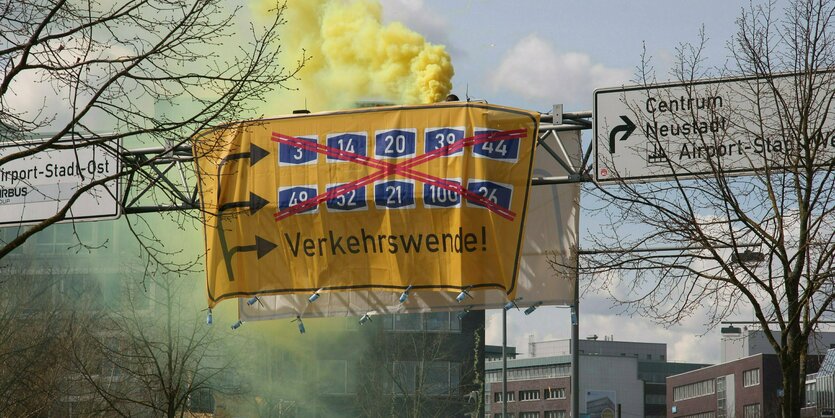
(263, 0), (454, 111)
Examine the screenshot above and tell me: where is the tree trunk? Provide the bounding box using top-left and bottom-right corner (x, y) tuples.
(780, 340), (805, 418)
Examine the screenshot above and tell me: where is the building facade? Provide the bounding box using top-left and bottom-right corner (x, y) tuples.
(721, 327), (835, 363)
(486, 345), (518, 361)
(803, 348), (835, 418)
(668, 327), (835, 418)
(221, 310), (486, 418)
(485, 338), (706, 418)
(667, 353), (782, 418)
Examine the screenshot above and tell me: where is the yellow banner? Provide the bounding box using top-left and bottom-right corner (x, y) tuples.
(195, 103), (539, 308)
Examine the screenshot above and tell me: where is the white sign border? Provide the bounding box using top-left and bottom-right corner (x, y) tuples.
(593, 71), (835, 183)
(0, 137), (122, 226)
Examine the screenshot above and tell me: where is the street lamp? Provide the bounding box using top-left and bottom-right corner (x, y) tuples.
(731, 249), (765, 265)
(721, 325), (742, 334)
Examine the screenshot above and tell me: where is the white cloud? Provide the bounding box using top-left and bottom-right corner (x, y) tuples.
(379, 0), (451, 46)
(486, 304), (723, 364)
(5, 41), (142, 132)
(482, 254), (756, 364)
(485, 310), (502, 347)
(489, 35), (630, 107)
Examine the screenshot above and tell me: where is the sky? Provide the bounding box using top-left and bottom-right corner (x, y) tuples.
(376, 0), (757, 364)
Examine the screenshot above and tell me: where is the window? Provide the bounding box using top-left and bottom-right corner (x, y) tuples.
(267, 350), (304, 384)
(384, 312), (462, 332)
(100, 337), (124, 380)
(544, 388), (566, 399)
(545, 412), (566, 418)
(425, 361), (460, 395)
(519, 413), (539, 418)
(494, 391), (514, 402)
(33, 222), (114, 255)
(494, 414), (515, 418)
(392, 361), (459, 396)
(743, 368), (760, 387)
(485, 364), (570, 383)
(425, 312), (452, 331)
(34, 223), (77, 254)
(519, 390), (540, 401)
(60, 274), (104, 309)
(807, 381), (817, 406)
(265, 348), (285, 383)
(345, 361), (359, 394)
(392, 361), (417, 394)
(743, 403), (761, 418)
(319, 360), (347, 394)
(0, 226), (22, 255)
(681, 414), (715, 418)
(394, 314), (423, 331)
(187, 387), (215, 413)
(717, 376), (727, 418)
(673, 379), (716, 401)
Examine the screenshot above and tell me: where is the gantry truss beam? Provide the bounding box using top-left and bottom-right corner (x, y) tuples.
(121, 144), (199, 214)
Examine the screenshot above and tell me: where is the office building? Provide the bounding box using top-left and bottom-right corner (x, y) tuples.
(667, 327), (835, 418)
(485, 338), (706, 418)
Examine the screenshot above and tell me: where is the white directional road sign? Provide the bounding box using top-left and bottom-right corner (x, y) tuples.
(594, 72), (835, 183)
(0, 139), (120, 226)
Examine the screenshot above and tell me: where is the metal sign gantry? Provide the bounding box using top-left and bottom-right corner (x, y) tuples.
(119, 105), (592, 418)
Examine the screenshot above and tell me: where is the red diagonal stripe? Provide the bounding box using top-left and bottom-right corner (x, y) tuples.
(271, 132), (521, 220)
(271, 137), (517, 221)
(271, 130), (526, 220)
(270, 130), (524, 220)
(270, 129), (526, 221)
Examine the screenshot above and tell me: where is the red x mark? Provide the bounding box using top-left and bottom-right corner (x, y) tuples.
(270, 129), (528, 222)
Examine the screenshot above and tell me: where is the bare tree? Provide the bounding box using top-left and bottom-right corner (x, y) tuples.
(586, 1), (835, 416)
(0, 238), (127, 417)
(356, 313), (483, 418)
(0, 220), (241, 417)
(67, 270), (230, 417)
(0, 0), (305, 260)
(0, 260), (81, 416)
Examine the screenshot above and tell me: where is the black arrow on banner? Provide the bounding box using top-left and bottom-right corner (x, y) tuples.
(221, 143), (270, 166)
(608, 115), (636, 153)
(219, 192), (270, 215)
(229, 235), (278, 259)
(215, 143), (272, 282)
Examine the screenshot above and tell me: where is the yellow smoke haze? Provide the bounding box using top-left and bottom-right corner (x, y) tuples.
(265, 0), (454, 111)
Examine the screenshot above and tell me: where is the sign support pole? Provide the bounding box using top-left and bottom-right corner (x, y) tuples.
(571, 245), (580, 418)
(502, 308), (508, 417)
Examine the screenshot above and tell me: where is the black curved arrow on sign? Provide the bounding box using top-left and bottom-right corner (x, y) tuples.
(608, 115), (636, 153)
(230, 235), (278, 259)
